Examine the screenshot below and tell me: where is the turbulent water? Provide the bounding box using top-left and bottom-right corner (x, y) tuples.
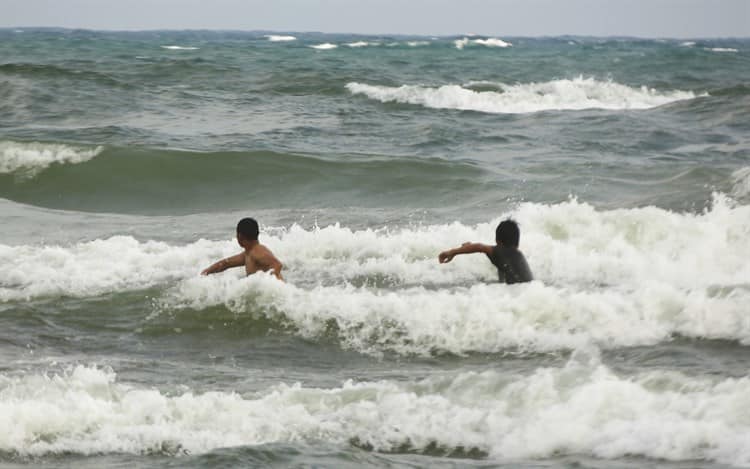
(1, 29), (749, 468)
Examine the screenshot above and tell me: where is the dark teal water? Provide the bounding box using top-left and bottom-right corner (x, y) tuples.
(1, 29), (749, 467)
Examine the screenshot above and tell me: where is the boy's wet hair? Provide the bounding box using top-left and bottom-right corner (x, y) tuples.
(237, 217), (259, 240)
(496, 219), (520, 247)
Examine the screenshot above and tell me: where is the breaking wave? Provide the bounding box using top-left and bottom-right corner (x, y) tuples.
(311, 43), (338, 50)
(3, 197), (748, 355)
(455, 37), (512, 49)
(0, 140), (103, 177)
(347, 77), (701, 114)
(160, 45), (199, 50)
(265, 35), (297, 42)
(3, 358), (750, 465)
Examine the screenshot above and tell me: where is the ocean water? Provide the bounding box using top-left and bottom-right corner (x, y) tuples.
(1, 29), (749, 468)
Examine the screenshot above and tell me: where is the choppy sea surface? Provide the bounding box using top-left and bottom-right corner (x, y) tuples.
(1, 29), (750, 468)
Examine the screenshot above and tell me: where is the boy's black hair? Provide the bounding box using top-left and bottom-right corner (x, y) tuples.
(237, 217), (259, 241)
(495, 219), (520, 247)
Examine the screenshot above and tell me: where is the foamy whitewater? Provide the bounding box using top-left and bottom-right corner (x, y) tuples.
(1, 29), (749, 468)
(3, 197), (749, 356)
(160, 45), (200, 50)
(455, 37), (512, 49)
(265, 35), (297, 42)
(4, 356), (750, 466)
(347, 78), (699, 113)
(310, 43), (338, 50)
(0, 140), (102, 177)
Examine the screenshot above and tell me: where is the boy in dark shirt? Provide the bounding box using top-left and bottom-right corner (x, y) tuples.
(438, 219), (533, 284)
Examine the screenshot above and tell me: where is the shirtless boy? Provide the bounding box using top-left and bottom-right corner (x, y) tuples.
(438, 219), (532, 284)
(201, 218), (284, 281)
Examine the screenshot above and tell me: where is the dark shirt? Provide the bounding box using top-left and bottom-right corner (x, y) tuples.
(486, 245), (533, 284)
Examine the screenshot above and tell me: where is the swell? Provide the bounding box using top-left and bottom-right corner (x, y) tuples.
(708, 84), (750, 98)
(0, 145), (487, 214)
(0, 62), (134, 90)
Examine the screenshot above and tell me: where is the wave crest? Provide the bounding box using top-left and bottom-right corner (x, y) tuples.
(160, 45), (199, 50)
(347, 77), (700, 114)
(310, 43), (338, 50)
(265, 35), (297, 42)
(0, 140), (103, 177)
(455, 37), (512, 49)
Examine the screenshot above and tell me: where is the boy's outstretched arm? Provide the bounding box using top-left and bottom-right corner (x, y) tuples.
(270, 258), (284, 282)
(438, 242), (493, 264)
(201, 252), (245, 275)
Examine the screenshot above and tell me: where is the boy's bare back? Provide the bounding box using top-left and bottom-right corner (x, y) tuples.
(244, 243), (282, 277)
(201, 218), (284, 281)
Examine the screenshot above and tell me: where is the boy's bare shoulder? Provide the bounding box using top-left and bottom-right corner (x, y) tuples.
(249, 242), (274, 258)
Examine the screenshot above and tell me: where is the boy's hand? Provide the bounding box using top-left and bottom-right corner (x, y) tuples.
(438, 250), (454, 264)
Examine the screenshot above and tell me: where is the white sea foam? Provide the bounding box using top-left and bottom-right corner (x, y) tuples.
(454, 38), (470, 50)
(406, 41), (430, 47)
(346, 41), (371, 48)
(0, 236), (219, 301)
(160, 45), (199, 50)
(346, 77), (700, 113)
(4, 360), (750, 465)
(0, 140), (103, 177)
(159, 272), (750, 355)
(310, 43), (338, 50)
(473, 38), (512, 48)
(455, 37), (512, 49)
(707, 47), (739, 53)
(2, 197), (749, 355)
(265, 35), (297, 42)
(680, 41), (696, 47)
(4, 196), (746, 297)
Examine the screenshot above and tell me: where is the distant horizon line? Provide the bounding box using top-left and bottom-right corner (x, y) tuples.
(1, 26), (748, 41)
